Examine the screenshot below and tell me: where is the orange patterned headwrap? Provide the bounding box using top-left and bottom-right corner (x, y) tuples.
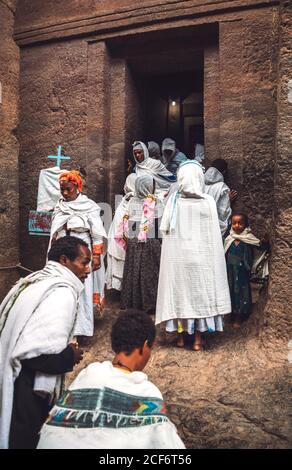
(59, 170), (83, 192)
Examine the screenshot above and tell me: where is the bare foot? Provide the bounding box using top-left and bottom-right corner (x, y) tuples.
(192, 331), (202, 351)
(177, 335), (184, 348)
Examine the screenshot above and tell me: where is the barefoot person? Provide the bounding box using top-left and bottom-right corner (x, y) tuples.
(119, 175), (164, 316)
(155, 161), (231, 350)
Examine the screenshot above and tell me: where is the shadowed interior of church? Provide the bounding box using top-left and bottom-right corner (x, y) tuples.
(108, 23), (218, 158)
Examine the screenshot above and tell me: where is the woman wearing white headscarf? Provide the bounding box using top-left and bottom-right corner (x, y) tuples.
(155, 161), (231, 351)
(117, 175), (164, 314)
(132, 141), (176, 199)
(106, 173), (137, 291)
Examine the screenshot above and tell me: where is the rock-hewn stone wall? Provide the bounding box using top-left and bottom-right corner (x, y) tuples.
(18, 39), (88, 270)
(204, 45), (219, 166)
(14, 0), (278, 46)
(0, 0), (19, 301)
(241, 8), (279, 236)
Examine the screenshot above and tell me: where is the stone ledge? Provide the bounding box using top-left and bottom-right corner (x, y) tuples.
(14, 0), (279, 46)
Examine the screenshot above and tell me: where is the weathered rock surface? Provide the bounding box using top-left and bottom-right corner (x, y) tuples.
(0, 0), (19, 300)
(67, 296), (291, 449)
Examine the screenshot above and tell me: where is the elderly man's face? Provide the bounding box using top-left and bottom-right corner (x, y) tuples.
(134, 149), (145, 163)
(62, 245), (91, 283)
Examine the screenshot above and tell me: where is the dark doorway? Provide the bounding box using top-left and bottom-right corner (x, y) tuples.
(141, 70), (204, 156)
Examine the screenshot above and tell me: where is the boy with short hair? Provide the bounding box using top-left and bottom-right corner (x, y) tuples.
(37, 310), (185, 449)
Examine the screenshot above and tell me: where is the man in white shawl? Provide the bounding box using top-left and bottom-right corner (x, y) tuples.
(133, 141), (176, 199)
(106, 173), (137, 291)
(49, 170), (107, 339)
(37, 310), (185, 449)
(155, 161), (231, 351)
(0, 236), (89, 449)
(204, 159), (237, 237)
(161, 137), (188, 175)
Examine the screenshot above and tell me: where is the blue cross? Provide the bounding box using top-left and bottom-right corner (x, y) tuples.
(48, 145), (71, 168)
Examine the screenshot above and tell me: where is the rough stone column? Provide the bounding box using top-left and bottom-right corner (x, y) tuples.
(261, 1), (292, 348)
(86, 41), (111, 202)
(204, 45), (219, 166)
(124, 64), (144, 164)
(241, 8), (278, 235)
(108, 59), (144, 207)
(0, 0), (19, 300)
(219, 20), (243, 201)
(18, 39), (88, 271)
(108, 58), (128, 207)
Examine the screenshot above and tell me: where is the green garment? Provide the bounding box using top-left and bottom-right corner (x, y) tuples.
(226, 241), (254, 319)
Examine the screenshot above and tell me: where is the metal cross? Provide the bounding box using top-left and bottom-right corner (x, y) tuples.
(48, 145), (70, 168)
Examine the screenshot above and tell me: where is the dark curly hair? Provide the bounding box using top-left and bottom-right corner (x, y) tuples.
(48, 236), (89, 262)
(111, 310), (156, 355)
(231, 212), (249, 227)
(212, 158), (228, 174)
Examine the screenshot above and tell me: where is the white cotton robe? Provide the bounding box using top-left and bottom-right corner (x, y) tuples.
(37, 361), (185, 449)
(106, 174), (137, 291)
(155, 161), (231, 326)
(0, 261), (83, 449)
(204, 167), (231, 237)
(49, 194), (107, 336)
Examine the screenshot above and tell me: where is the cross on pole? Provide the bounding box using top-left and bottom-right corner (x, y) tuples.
(48, 145), (71, 168)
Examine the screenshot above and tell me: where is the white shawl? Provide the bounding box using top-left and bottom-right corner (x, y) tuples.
(49, 193), (107, 251)
(204, 167), (231, 236)
(107, 174), (137, 262)
(224, 227), (260, 252)
(133, 141), (176, 196)
(224, 228), (269, 276)
(156, 162), (231, 323)
(37, 361), (185, 449)
(0, 261), (84, 449)
(160, 160), (207, 234)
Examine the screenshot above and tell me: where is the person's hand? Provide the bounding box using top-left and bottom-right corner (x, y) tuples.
(92, 254), (101, 271)
(69, 342), (84, 365)
(127, 159), (133, 174)
(261, 233), (269, 243)
(229, 189), (238, 203)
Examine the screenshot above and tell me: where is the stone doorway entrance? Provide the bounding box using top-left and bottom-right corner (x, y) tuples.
(128, 56), (204, 157)
(103, 23), (218, 195)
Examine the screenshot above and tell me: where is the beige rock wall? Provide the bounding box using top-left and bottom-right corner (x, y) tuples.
(0, 0), (19, 300)
(261, 0), (292, 347)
